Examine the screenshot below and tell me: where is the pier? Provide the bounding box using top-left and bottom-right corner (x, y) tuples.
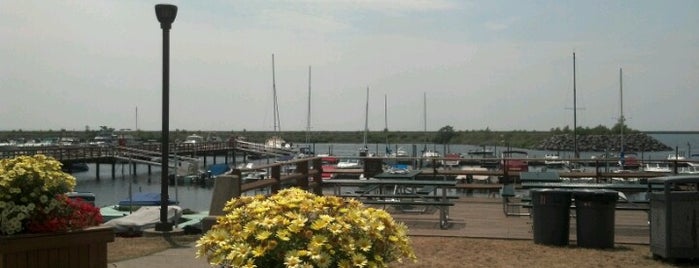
(0, 139), (296, 179)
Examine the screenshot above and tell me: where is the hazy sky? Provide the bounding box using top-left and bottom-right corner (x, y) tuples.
(1, 0), (697, 132)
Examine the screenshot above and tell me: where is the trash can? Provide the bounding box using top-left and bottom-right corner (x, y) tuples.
(573, 189), (618, 249)
(531, 189), (572, 246)
(648, 176), (699, 260)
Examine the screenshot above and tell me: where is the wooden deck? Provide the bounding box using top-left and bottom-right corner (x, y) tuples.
(377, 196), (650, 245)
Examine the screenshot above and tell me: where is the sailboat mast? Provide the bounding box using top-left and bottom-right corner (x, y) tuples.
(306, 66), (311, 144)
(573, 53), (578, 158)
(272, 54), (279, 133)
(423, 92), (427, 151)
(363, 87), (369, 147)
(384, 94), (389, 155)
(619, 68), (624, 158)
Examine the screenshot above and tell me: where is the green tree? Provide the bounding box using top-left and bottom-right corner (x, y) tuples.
(434, 125), (456, 144)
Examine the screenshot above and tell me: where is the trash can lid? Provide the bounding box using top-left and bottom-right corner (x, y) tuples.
(572, 189), (618, 201)
(530, 188), (572, 196)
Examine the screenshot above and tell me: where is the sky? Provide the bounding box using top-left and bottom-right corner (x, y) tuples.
(1, 0), (697, 132)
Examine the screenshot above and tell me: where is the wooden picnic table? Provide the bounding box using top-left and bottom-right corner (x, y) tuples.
(323, 178), (456, 229)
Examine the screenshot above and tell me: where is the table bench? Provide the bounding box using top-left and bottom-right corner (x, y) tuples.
(323, 179), (457, 229)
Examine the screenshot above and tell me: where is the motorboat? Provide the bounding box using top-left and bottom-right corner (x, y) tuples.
(422, 150), (441, 167)
(667, 153), (686, 161)
(183, 134), (204, 144)
(644, 162), (671, 173)
(337, 158), (361, 169)
(236, 163), (268, 181)
(265, 136), (290, 149)
(442, 153), (462, 167)
(544, 154), (568, 169)
(456, 166), (492, 183)
(680, 166), (699, 174)
(466, 148), (498, 168)
(618, 153), (641, 170)
(321, 156), (339, 180)
(501, 150), (529, 172)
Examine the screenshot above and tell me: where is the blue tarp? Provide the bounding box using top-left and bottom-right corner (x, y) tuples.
(277, 155), (294, 162)
(208, 164), (230, 176)
(118, 192), (178, 206)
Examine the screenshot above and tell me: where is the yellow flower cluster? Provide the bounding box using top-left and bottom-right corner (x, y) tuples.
(197, 188), (416, 267)
(0, 155), (76, 235)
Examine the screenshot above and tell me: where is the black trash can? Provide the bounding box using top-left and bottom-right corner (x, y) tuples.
(573, 189), (618, 249)
(531, 189), (572, 246)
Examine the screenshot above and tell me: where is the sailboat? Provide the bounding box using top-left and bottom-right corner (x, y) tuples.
(421, 92), (441, 166)
(617, 68), (640, 170)
(383, 94), (391, 156)
(298, 65), (314, 157)
(265, 54), (289, 149)
(358, 87), (372, 157)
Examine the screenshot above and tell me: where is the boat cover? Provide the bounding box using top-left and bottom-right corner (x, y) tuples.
(103, 205), (182, 233)
(118, 192), (178, 206)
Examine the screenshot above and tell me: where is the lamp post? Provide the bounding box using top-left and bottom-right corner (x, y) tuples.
(154, 3), (177, 232)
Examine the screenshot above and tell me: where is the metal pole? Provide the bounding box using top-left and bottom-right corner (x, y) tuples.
(155, 4), (177, 232)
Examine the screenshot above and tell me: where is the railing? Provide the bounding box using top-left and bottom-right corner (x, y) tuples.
(201, 157), (322, 232)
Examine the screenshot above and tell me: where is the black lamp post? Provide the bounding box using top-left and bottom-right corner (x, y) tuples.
(154, 3), (177, 232)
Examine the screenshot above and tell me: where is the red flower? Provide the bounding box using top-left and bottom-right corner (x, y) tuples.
(25, 195), (103, 234)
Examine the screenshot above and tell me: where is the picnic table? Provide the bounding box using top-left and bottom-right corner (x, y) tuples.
(323, 177), (457, 229)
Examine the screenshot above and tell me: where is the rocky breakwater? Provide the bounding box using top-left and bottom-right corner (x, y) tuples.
(536, 133), (671, 152)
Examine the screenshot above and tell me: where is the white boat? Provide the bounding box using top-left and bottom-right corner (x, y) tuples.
(644, 163), (671, 173)
(183, 134), (204, 144)
(391, 147), (409, 158)
(544, 154), (568, 168)
(443, 153), (462, 167)
(680, 166), (699, 174)
(337, 158), (361, 169)
(265, 136), (290, 149)
(456, 166), (492, 183)
(667, 154), (686, 161)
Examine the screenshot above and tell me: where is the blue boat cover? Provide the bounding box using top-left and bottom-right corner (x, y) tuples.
(277, 155), (294, 161)
(208, 164), (230, 176)
(118, 192), (178, 206)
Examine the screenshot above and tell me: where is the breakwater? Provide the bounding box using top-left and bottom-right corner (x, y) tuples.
(535, 133), (671, 152)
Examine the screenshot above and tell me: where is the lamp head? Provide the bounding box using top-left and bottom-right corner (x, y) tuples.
(155, 4), (178, 30)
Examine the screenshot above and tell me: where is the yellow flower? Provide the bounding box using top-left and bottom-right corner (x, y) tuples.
(255, 230), (272, 241)
(196, 187), (416, 267)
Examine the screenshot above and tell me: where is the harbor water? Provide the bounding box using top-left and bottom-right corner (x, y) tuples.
(73, 134), (699, 212)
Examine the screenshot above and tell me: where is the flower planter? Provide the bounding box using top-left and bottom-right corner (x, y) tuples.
(0, 226), (114, 268)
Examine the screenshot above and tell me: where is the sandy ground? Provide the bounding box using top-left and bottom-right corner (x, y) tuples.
(107, 235), (695, 267)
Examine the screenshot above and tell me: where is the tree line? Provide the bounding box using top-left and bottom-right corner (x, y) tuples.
(0, 123), (644, 150)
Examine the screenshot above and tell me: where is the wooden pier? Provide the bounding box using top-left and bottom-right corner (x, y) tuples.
(0, 139), (296, 179)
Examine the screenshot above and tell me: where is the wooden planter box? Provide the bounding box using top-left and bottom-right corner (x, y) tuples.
(0, 226), (114, 268)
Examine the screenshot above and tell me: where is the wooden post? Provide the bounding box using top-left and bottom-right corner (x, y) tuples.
(95, 163), (100, 181)
(311, 157), (322, 195)
(296, 160), (309, 190)
(271, 165), (281, 193)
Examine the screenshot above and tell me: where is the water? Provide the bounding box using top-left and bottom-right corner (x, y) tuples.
(73, 133), (698, 211)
